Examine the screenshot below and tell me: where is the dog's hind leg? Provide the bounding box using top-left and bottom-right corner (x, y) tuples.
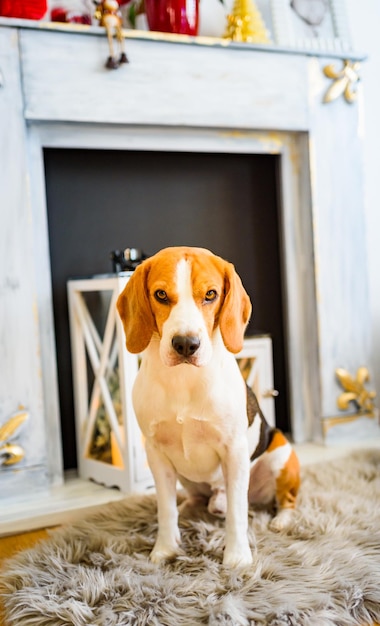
(178, 477), (227, 518)
(267, 432), (300, 532)
(177, 477), (211, 515)
(208, 487), (227, 518)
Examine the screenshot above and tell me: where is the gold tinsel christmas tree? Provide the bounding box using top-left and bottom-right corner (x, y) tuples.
(223, 0), (271, 43)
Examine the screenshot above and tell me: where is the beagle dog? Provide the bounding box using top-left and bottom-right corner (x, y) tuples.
(117, 246), (300, 567)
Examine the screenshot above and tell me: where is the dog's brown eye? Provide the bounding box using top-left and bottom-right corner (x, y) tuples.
(205, 289), (217, 302)
(155, 289), (168, 303)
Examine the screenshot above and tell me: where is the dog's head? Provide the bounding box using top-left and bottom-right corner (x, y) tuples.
(117, 246), (251, 366)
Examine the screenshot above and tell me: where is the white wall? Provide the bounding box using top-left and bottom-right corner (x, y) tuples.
(346, 0), (380, 401)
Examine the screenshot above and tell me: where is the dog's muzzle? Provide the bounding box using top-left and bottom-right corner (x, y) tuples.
(171, 335), (200, 358)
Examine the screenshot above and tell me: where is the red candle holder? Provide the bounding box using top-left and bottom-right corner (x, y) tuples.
(0, 0), (47, 19)
(144, 0), (199, 36)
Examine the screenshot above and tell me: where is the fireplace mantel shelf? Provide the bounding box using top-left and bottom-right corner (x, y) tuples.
(0, 16), (366, 61)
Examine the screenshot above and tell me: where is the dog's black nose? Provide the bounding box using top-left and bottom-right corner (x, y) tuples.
(172, 335), (200, 357)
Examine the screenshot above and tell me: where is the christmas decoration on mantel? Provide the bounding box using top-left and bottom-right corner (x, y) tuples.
(0, 0), (46, 19)
(94, 0), (129, 69)
(223, 0), (271, 44)
(290, 0), (328, 37)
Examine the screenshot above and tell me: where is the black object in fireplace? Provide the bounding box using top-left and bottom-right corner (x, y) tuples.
(110, 248), (148, 273)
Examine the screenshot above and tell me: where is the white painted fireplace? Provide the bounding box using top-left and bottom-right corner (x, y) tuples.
(0, 20), (378, 511)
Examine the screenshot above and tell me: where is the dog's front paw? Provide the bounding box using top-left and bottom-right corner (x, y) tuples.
(269, 508), (295, 532)
(150, 540), (182, 564)
(223, 543), (253, 568)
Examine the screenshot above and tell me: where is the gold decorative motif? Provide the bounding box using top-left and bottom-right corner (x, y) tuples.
(336, 367), (376, 413)
(223, 0), (271, 43)
(321, 368), (377, 438)
(0, 408), (28, 467)
(323, 60), (360, 104)
(0, 444), (26, 466)
(321, 412), (377, 438)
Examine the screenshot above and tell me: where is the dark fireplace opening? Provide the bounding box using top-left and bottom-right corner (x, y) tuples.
(44, 147), (290, 470)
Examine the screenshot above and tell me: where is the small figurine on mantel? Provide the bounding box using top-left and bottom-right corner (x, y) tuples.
(94, 0), (128, 69)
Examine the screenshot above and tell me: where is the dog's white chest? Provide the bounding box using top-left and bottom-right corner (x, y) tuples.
(150, 413), (223, 483)
(133, 336), (247, 485)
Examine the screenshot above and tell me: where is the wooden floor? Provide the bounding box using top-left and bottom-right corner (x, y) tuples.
(0, 528), (52, 625)
(0, 527), (52, 565)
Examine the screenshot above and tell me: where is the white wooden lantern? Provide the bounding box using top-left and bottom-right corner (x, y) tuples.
(67, 275), (277, 494)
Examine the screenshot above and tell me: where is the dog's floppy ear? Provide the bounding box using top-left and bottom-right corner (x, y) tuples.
(219, 261), (252, 353)
(116, 260), (156, 353)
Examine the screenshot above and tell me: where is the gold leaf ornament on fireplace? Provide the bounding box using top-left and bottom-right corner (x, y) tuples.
(0, 408), (29, 467)
(336, 367), (376, 414)
(323, 60), (360, 104)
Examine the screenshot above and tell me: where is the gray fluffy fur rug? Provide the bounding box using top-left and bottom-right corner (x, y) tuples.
(1, 449), (380, 626)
